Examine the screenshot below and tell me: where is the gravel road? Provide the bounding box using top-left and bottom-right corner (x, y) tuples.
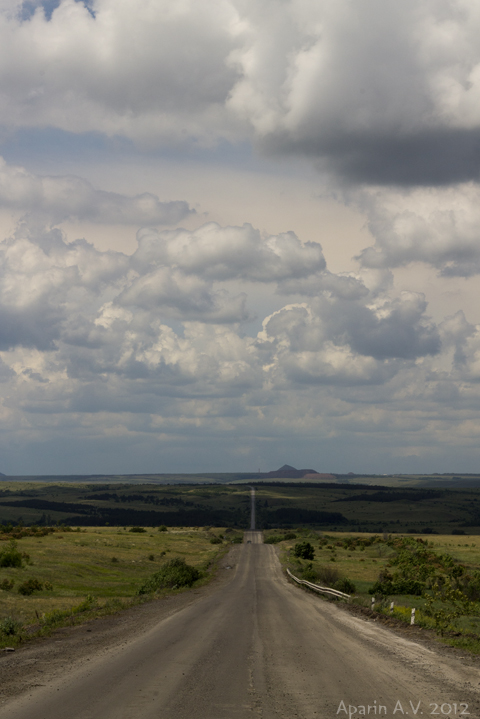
(1, 533), (480, 719)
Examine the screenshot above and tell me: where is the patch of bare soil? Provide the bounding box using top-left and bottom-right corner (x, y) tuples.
(0, 547), (241, 704)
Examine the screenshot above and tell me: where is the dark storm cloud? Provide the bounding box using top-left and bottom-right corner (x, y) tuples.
(2, 0), (480, 188)
(268, 128), (480, 187)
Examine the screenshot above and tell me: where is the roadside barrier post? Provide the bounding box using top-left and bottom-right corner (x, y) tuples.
(411, 608), (416, 625)
(371, 596), (375, 611)
(390, 601), (394, 613)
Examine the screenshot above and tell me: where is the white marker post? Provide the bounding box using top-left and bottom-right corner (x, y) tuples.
(390, 601), (394, 613)
(371, 596), (375, 611)
(411, 608), (416, 625)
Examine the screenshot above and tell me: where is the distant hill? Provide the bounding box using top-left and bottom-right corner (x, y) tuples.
(261, 464), (323, 479)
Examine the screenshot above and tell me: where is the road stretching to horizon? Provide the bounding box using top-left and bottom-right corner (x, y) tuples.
(2, 496), (479, 719)
(250, 486), (256, 530)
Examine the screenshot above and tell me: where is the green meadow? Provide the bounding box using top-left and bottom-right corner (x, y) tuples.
(0, 525), (234, 647)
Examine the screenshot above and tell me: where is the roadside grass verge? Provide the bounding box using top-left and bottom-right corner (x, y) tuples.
(0, 526), (240, 648)
(271, 528), (480, 654)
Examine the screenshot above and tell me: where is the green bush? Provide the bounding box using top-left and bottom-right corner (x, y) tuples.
(300, 563), (320, 583)
(264, 535), (282, 544)
(0, 578), (14, 591)
(230, 535), (243, 544)
(284, 532), (297, 540)
(316, 565), (341, 586)
(158, 525), (167, 532)
(18, 578), (43, 596)
(129, 526), (146, 533)
(74, 594), (98, 613)
(334, 577), (356, 594)
(0, 617), (23, 636)
(0, 540), (23, 568)
(138, 558), (201, 594)
(293, 541), (315, 560)
(209, 536), (222, 544)
(369, 577), (424, 596)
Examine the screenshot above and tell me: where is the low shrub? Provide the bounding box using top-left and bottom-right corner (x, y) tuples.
(75, 594), (98, 613)
(284, 532), (297, 540)
(209, 536), (222, 544)
(129, 527), (146, 533)
(230, 535), (243, 544)
(293, 542), (315, 560)
(300, 563), (320, 583)
(264, 535), (282, 544)
(137, 558), (201, 594)
(0, 617), (23, 636)
(369, 578), (424, 596)
(18, 578), (43, 596)
(334, 577), (356, 594)
(0, 578), (14, 591)
(316, 565), (341, 586)
(158, 526), (167, 532)
(0, 540), (23, 568)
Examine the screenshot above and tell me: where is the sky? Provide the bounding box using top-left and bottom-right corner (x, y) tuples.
(1, 0), (480, 475)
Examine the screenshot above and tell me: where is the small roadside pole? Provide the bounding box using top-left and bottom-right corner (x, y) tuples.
(371, 596), (375, 611)
(390, 601), (394, 614)
(411, 608), (416, 625)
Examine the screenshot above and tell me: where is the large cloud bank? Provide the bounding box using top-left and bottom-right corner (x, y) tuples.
(1, 171), (480, 472)
(2, 1), (480, 472)
(1, 0), (480, 184)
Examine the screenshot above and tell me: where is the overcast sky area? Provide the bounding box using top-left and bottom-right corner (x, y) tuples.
(2, 0), (480, 475)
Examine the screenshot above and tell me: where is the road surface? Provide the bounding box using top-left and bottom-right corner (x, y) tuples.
(2, 536), (479, 719)
(250, 486), (256, 530)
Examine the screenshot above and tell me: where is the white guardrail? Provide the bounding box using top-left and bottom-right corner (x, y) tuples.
(286, 568), (351, 600)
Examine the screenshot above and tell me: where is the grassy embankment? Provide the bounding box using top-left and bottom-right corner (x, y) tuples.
(0, 525), (238, 648)
(267, 529), (480, 653)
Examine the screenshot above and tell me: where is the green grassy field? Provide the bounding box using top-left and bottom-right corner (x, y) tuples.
(0, 525), (234, 647)
(275, 531), (480, 590)
(1, 481), (479, 533)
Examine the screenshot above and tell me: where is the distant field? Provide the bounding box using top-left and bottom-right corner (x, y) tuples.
(0, 483), (253, 528)
(3, 473), (480, 488)
(254, 484), (480, 533)
(0, 525), (231, 637)
(1, 482), (479, 533)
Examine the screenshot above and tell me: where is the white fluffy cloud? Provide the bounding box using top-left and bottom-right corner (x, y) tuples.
(355, 184), (480, 277)
(0, 157), (193, 225)
(0, 202), (457, 469)
(132, 224), (326, 282)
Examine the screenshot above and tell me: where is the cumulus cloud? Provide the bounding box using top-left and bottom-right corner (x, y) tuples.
(355, 184), (480, 276)
(133, 223), (326, 282)
(2, 205), (480, 473)
(0, 212), (441, 372)
(0, 158), (193, 225)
